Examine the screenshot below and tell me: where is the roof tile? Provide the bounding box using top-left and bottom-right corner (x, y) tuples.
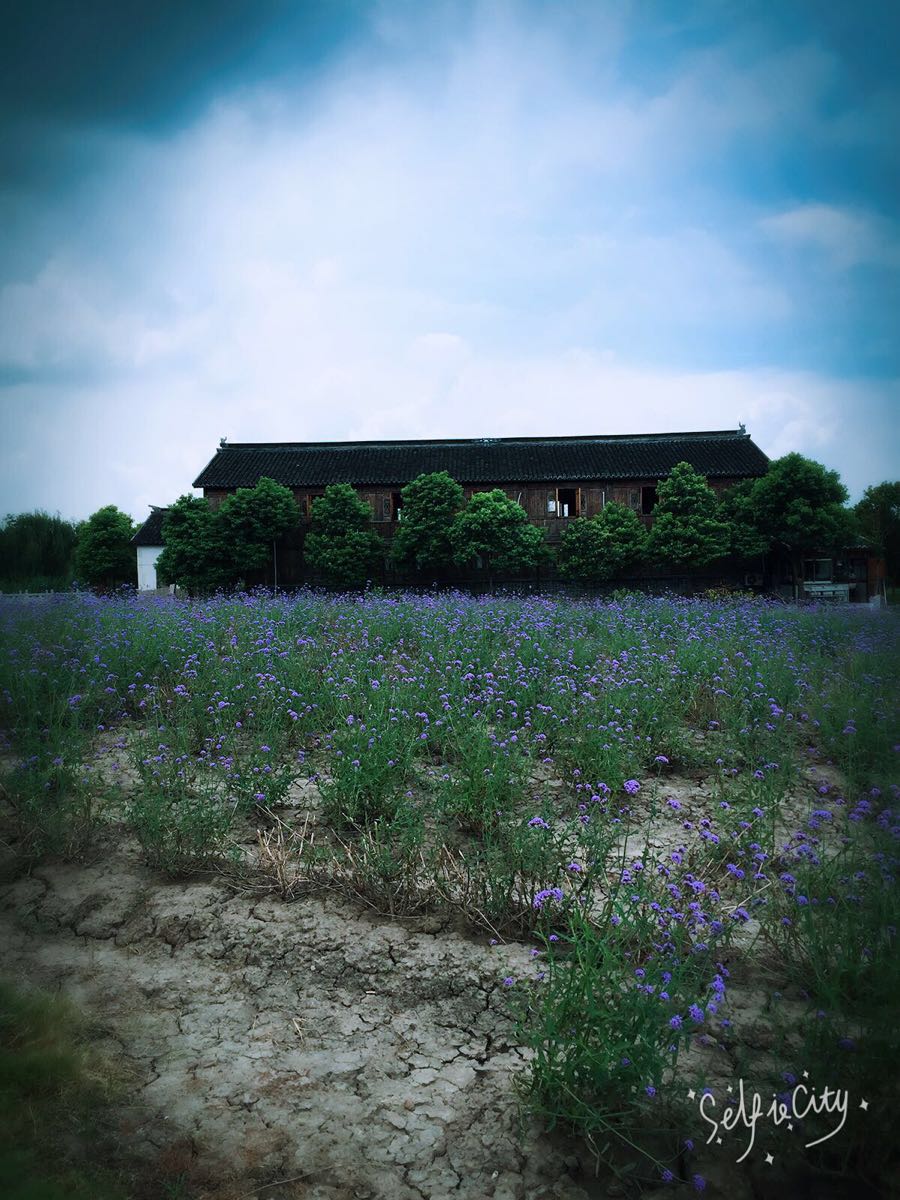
(193, 431), (769, 490)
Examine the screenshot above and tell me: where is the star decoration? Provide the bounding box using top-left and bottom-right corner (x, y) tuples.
(765, 1153), (774, 1165)
(726, 1084), (733, 1093)
(859, 1099), (869, 1111)
(787, 1123), (794, 1131)
(802, 1070), (809, 1079)
(716, 1137), (722, 1145)
(687, 1089), (696, 1101)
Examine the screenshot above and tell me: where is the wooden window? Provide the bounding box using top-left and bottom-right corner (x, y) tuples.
(803, 559), (832, 582)
(547, 487), (581, 517)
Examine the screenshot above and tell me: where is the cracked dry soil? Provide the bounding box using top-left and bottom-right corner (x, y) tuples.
(0, 840), (597, 1200)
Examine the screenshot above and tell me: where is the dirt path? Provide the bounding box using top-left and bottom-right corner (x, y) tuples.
(0, 839), (596, 1200)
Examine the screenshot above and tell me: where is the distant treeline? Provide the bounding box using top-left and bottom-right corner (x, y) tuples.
(0, 511), (80, 592)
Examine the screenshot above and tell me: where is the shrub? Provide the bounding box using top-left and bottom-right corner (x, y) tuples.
(557, 503), (647, 584)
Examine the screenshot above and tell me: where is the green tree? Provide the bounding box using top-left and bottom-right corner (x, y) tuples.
(217, 476), (299, 587)
(449, 489), (545, 589)
(557, 502), (647, 584)
(156, 496), (233, 594)
(74, 505), (136, 589)
(0, 511), (78, 591)
(854, 481), (900, 584)
(749, 453), (853, 595)
(390, 471), (465, 573)
(718, 479), (770, 559)
(303, 483), (385, 587)
(644, 461), (730, 569)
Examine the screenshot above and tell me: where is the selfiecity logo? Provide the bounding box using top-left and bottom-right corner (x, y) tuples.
(686, 1072), (869, 1165)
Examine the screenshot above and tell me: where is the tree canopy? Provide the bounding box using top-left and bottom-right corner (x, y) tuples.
(854, 481), (900, 584)
(449, 489), (545, 586)
(74, 505), (136, 589)
(718, 480), (770, 559)
(557, 502), (647, 584)
(217, 476), (299, 583)
(749, 453), (852, 588)
(156, 495), (233, 594)
(303, 483), (385, 587)
(645, 462), (730, 569)
(390, 471), (465, 573)
(157, 478), (299, 593)
(0, 511), (78, 591)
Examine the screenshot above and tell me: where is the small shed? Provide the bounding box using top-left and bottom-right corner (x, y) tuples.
(131, 507), (169, 591)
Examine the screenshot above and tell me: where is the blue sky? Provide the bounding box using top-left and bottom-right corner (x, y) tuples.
(1, 0), (897, 519)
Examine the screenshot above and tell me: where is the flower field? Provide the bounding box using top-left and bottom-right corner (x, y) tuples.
(0, 590), (897, 1198)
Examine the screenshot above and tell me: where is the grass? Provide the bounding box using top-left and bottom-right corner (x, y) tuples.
(0, 587), (897, 1193)
(0, 979), (129, 1200)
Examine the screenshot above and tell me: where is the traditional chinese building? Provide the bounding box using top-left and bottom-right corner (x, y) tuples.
(184, 428), (769, 588)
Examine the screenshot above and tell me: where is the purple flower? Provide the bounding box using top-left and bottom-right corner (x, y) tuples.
(692, 1175), (706, 1192)
(533, 887), (564, 910)
(624, 779), (641, 795)
(654, 755), (669, 765)
(528, 816), (550, 829)
(669, 1014), (683, 1030)
(688, 1004), (705, 1023)
(503, 977), (515, 987)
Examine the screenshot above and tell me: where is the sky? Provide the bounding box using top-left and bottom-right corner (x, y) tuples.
(0, 0), (897, 521)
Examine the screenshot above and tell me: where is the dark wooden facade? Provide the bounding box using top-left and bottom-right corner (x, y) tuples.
(193, 430), (772, 588)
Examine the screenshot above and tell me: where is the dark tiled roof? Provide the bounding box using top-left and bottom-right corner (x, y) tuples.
(193, 431), (769, 490)
(131, 507), (168, 546)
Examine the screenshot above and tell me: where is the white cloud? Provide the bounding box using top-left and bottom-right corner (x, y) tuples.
(2, 352), (895, 524)
(1, 2), (897, 521)
(760, 204), (900, 270)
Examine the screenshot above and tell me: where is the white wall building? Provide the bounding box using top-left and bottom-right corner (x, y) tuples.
(131, 507), (169, 591)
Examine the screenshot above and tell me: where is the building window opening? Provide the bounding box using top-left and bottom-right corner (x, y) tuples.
(641, 486), (658, 515)
(803, 559), (833, 582)
(548, 488), (580, 517)
(556, 488), (578, 518)
(392, 492), (403, 521)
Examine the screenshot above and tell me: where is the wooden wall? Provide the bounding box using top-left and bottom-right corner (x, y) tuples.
(207, 475), (746, 525)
